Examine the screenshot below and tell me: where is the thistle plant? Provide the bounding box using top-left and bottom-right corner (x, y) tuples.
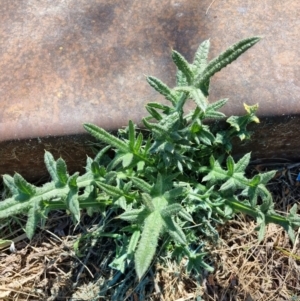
(1, 36), (300, 281)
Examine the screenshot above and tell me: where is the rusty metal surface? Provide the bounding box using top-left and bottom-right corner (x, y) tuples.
(0, 135), (96, 182)
(0, 0), (299, 179)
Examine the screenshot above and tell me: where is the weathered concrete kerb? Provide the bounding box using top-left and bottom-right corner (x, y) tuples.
(0, 0), (299, 180)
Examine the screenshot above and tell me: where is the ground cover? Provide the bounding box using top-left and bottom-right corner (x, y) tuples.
(1, 163), (299, 300)
(0, 36), (300, 301)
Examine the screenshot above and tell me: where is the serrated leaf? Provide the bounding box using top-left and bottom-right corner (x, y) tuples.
(25, 202), (39, 240)
(146, 102), (172, 111)
(68, 173), (79, 189)
(163, 216), (187, 245)
(91, 161), (102, 178)
(172, 50), (194, 84)
(198, 126), (215, 145)
(131, 177), (152, 193)
(67, 186), (80, 223)
(187, 252), (214, 273)
(141, 193), (155, 212)
(175, 86), (208, 112)
(146, 105), (163, 121)
(56, 158), (68, 185)
(135, 211), (163, 279)
(196, 36), (261, 89)
(3, 175), (19, 195)
(244, 103), (259, 116)
(193, 39), (210, 74)
(249, 174), (261, 186)
(118, 208), (149, 222)
(128, 120), (135, 150)
(134, 133), (144, 153)
(160, 204), (182, 218)
(96, 182), (124, 198)
(207, 98), (228, 111)
(259, 170), (276, 184)
(176, 69), (188, 87)
(226, 156), (235, 176)
(14, 173), (36, 197)
(151, 174), (164, 197)
(189, 88), (208, 112)
(178, 208), (194, 223)
(203, 98), (228, 119)
(143, 118), (168, 136)
(235, 153), (251, 173)
(94, 145), (111, 163)
(44, 151), (58, 182)
(115, 196), (127, 210)
(146, 76), (177, 105)
(128, 230), (141, 254)
(84, 123), (129, 153)
(226, 115), (240, 131)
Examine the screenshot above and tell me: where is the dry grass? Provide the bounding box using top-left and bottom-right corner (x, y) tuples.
(1, 160), (300, 300)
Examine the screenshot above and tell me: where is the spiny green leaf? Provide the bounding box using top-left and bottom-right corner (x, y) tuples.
(96, 181), (127, 199)
(146, 102), (172, 113)
(163, 216), (187, 245)
(186, 252), (214, 273)
(175, 86), (208, 112)
(14, 173), (36, 197)
(142, 118), (168, 136)
(118, 208), (149, 222)
(160, 204), (182, 218)
(25, 202), (39, 240)
(3, 175), (18, 195)
(207, 98), (228, 111)
(0, 198), (31, 218)
(178, 208), (194, 223)
(193, 39), (210, 74)
(146, 76), (177, 105)
(141, 193), (155, 212)
(128, 120), (135, 150)
(195, 36), (261, 89)
(176, 69), (188, 87)
(259, 170), (276, 184)
(146, 105), (163, 121)
(91, 161), (103, 178)
(131, 177), (152, 193)
(172, 50), (194, 84)
(67, 186), (80, 223)
(56, 158), (68, 186)
(134, 133), (143, 153)
(135, 211), (163, 280)
(219, 175), (247, 191)
(226, 156), (235, 176)
(94, 145), (111, 163)
(234, 154), (250, 173)
(151, 174), (164, 197)
(189, 88), (208, 112)
(196, 125), (215, 145)
(44, 151), (58, 182)
(68, 173), (79, 189)
(84, 123), (129, 153)
(203, 98), (228, 119)
(128, 230), (141, 254)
